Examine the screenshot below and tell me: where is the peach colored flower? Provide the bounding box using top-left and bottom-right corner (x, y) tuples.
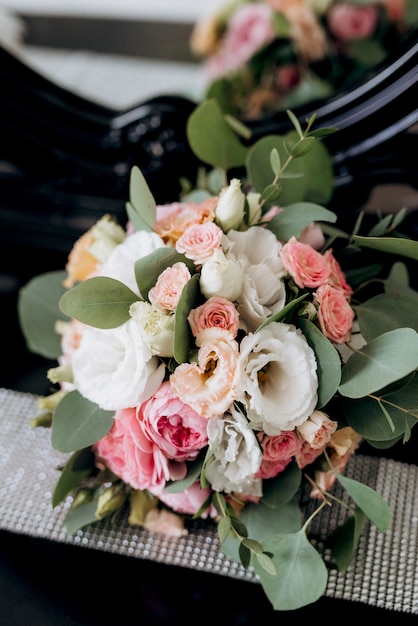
(148, 262), (191, 312)
(188, 296), (240, 341)
(142, 508), (188, 537)
(296, 410), (338, 449)
(176, 221), (223, 264)
(314, 283), (355, 344)
(280, 236), (331, 288)
(154, 198), (217, 246)
(170, 335), (239, 418)
(327, 3), (378, 41)
(295, 441), (325, 469)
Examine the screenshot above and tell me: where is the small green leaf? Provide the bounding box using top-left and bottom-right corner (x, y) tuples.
(126, 165), (156, 232)
(18, 270), (68, 358)
(51, 390), (114, 452)
(270, 148), (281, 176)
(352, 235), (418, 261)
(298, 318), (341, 408)
(339, 328), (418, 398)
(253, 530), (328, 611)
(261, 183), (281, 204)
(174, 273), (201, 364)
(334, 473), (391, 532)
(241, 538), (263, 554)
(239, 542), (251, 569)
(135, 248), (195, 301)
(266, 202), (336, 242)
(256, 552), (277, 576)
(328, 508), (366, 571)
(289, 136), (316, 157)
(218, 515), (232, 543)
(59, 277), (139, 328)
(64, 493), (101, 535)
(52, 447), (96, 507)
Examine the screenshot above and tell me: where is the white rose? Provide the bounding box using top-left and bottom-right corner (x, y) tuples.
(129, 300), (175, 357)
(204, 407), (263, 496)
(72, 320), (166, 411)
(215, 178), (245, 232)
(100, 230), (165, 295)
(200, 248), (244, 301)
(236, 322), (318, 435)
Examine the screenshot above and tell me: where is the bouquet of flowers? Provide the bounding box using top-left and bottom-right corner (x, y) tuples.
(18, 99), (418, 612)
(190, 0), (418, 119)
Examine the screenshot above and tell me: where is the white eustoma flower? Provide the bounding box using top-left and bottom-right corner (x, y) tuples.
(72, 320), (166, 411)
(236, 321), (318, 435)
(129, 300), (175, 357)
(215, 178), (245, 232)
(200, 248), (244, 301)
(100, 230), (165, 295)
(205, 407), (263, 496)
(224, 227), (287, 332)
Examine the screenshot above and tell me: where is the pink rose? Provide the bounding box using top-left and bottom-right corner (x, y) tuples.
(176, 221), (223, 264)
(295, 441), (325, 469)
(159, 482), (217, 519)
(280, 236), (331, 288)
(381, 0), (406, 21)
(188, 296), (240, 341)
(324, 249), (353, 298)
(255, 430), (303, 479)
(327, 4), (378, 41)
(148, 262), (191, 311)
(296, 410), (338, 449)
(314, 284), (355, 344)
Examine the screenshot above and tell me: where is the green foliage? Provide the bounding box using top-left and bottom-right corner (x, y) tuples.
(266, 202), (337, 241)
(334, 473), (391, 532)
(52, 447), (96, 507)
(59, 277), (139, 328)
(174, 273), (201, 364)
(126, 165), (156, 232)
(18, 271), (68, 359)
(51, 390), (114, 452)
(328, 508), (366, 572)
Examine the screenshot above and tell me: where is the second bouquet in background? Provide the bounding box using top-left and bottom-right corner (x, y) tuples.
(190, 0), (418, 119)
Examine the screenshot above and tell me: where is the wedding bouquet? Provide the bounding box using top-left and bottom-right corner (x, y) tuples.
(190, 0), (418, 119)
(18, 99), (418, 611)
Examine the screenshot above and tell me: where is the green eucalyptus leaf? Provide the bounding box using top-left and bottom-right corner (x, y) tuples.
(239, 542), (251, 569)
(262, 461), (302, 507)
(339, 328), (418, 398)
(355, 292), (418, 342)
(51, 390), (114, 452)
(266, 202), (336, 245)
(64, 492), (101, 535)
(246, 133), (333, 206)
(253, 531), (328, 611)
(261, 183), (282, 204)
(186, 99), (248, 169)
(126, 165), (156, 232)
(334, 474), (391, 532)
(18, 270), (68, 359)
(328, 508), (366, 572)
(352, 235), (418, 261)
(342, 372), (418, 442)
(174, 273), (201, 364)
(59, 277), (139, 328)
(218, 516), (232, 543)
(289, 136), (316, 157)
(52, 447), (96, 507)
(270, 148), (281, 176)
(298, 318), (341, 408)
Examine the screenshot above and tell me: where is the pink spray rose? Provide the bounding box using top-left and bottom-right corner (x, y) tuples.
(280, 236), (331, 288)
(255, 430), (303, 479)
(176, 221), (223, 264)
(327, 3), (379, 41)
(187, 296), (240, 341)
(314, 284), (355, 344)
(148, 262), (191, 312)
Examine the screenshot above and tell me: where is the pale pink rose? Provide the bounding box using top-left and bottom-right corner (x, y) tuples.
(154, 198), (217, 246)
(280, 236), (331, 288)
(176, 221), (223, 264)
(299, 223), (325, 251)
(206, 3), (276, 79)
(296, 410), (338, 449)
(255, 430), (303, 479)
(295, 441), (325, 469)
(327, 4), (378, 41)
(159, 482), (217, 519)
(170, 336), (239, 418)
(314, 284), (355, 344)
(148, 262), (191, 312)
(94, 406), (187, 494)
(328, 426), (362, 458)
(142, 508), (187, 537)
(324, 249), (353, 298)
(138, 381), (208, 462)
(188, 296), (240, 340)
